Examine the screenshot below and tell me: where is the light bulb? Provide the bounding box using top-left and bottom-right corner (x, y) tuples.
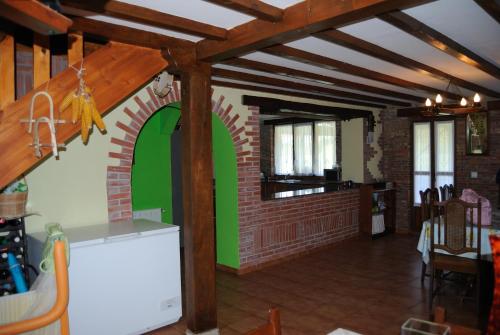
(425, 98), (432, 107)
(473, 93), (480, 103)
(460, 97), (467, 106)
(436, 94), (443, 104)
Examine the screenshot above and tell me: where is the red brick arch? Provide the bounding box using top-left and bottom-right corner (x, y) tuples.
(106, 81), (248, 222)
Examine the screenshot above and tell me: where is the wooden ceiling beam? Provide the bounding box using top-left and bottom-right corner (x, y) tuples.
(263, 44), (462, 101)
(242, 95), (372, 119)
(61, 0), (227, 40)
(0, 0), (72, 35)
(211, 80), (385, 109)
(379, 10), (500, 79)
(474, 0), (500, 24)
(488, 100), (500, 110)
(212, 69), (390, 108)
(224, 57), (425, 102)
(197, 0), (433, 62)
(213, 67), (408, 106)
(204, 0), (283, 22)
(315, 29), (500, 98)
(70, 17), (195, 51)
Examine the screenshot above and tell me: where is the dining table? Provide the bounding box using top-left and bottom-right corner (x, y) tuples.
(417, 217), (500, 264)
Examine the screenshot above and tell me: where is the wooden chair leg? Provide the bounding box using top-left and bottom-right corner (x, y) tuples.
(476, 273), (480, 315)
(421, 261), (427, 284)
(429, 265), (434, 312)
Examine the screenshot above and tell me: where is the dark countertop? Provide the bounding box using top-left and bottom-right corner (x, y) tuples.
(261, 180), (359, 200)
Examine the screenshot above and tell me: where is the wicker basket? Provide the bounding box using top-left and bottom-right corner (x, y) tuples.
(0, 192), (28, 219)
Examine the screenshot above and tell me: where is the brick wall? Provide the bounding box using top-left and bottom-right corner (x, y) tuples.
(455, 110), (500, 206)
(260, 123), (272, 177)
(239, 106), (360, 272)
(381, 108), (412, 232)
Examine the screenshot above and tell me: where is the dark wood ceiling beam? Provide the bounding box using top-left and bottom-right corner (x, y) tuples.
(315, 29), (500, 99)
(204, 0), (283, 22)
(242, 95), (372, 119)
(224, 57), (425, 102)
(488, 100), (500, 110)
(211, 80), (385, 109)
(0, 0), (72, 35)
(263, 44), (462, 100)
(474, 0), (500, 24)
(61, 0), (227, 40)
(379, 10), (500, 79)
(70, 17), (195, 51)
(213, 67), (408, 107)
(197, 0), (433, 62)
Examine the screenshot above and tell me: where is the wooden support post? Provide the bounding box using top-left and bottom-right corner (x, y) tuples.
(181, 62), (217, 333)
(67, 33), (83, 67)
(0, 34), (15, 109)
(33, 33), (50, 88)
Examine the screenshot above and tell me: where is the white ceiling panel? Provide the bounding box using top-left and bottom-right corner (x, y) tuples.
(118, 0), (254, 28)
(339, 18), (500, 93)
(403, 0), (500, 65)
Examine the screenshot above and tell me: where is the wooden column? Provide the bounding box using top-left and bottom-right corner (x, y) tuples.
(0, 34), (15, 109)
(67, 33), (83, 66)
(180, 62), (217, 333)
(33, 33), (50, 88)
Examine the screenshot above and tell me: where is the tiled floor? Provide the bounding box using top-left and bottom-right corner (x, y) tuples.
(148, 234), (489, 335)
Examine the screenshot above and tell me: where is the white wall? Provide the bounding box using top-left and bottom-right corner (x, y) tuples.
(341, 118), (365, 183)
(24, 82), (380, 233)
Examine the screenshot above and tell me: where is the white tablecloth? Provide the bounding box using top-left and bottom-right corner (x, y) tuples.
(416, 218), (500, 264)
(372, 213), (385, 234)
(327, 329), (362, 335)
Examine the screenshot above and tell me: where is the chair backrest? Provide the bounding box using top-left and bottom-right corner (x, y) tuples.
(439, 184), (455, 201)
(431, 198), (481, 258)
(420, 188), (440, 222)
(246, 308), (281, 335)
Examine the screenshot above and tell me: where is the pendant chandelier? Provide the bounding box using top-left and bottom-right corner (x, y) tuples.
(424, 80), (482, 115)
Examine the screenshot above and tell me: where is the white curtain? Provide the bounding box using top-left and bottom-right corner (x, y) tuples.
(314, 121), (336, 176)
(274, 125), (293, 175)
(413, 122), (431, 204)
(435, 121), (454, 189)
(293, 123), (313, 175)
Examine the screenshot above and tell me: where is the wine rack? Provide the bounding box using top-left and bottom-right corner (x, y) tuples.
(0, 217), (33, 296)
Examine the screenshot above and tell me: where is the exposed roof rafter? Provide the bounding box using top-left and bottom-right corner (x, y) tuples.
(379, 10), (500, 79)
(211, 80), (384, 109)
(224, 57), (424, 102)
(213, 67), (407, 107)
(70, 17), (195, 51)
(474, 0), (500, 24)
(314, 29), (500, 98)
(197, 0), (434, 62)
(204, 0), (283, 22)
(61, 0), (228, 40)
(0, 0), (72, 35)
(263, 44), (462, 100)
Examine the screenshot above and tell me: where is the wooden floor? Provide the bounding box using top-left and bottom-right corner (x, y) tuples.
(148, 234), (489, 335)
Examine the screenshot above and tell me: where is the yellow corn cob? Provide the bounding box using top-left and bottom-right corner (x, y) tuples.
(60, 90), (74, 113)
(71, 93), (80, 123)
(83, 98), (92, 130)
(90, 97), (106, 131)
(81, 109), (89, 143)
(79, 94), (85, 122)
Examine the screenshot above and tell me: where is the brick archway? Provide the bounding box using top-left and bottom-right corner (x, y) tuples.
(106, 81), (248, 222)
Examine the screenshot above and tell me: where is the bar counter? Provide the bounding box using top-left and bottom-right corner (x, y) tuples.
(261, 179), (359, 200)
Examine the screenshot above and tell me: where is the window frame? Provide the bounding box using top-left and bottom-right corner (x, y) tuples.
(273, 120), (336, 177)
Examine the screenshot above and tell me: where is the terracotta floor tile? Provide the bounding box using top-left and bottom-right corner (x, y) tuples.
(147, 235), (489, 335)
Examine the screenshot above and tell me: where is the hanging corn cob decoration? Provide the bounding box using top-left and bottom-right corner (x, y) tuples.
(59, 64), (106, 143)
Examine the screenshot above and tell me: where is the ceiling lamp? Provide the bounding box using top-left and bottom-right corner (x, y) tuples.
(424, 80), (482, 115)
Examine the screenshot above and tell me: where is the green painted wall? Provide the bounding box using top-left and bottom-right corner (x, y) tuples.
(131, 104), (239, 269)
(131, 104), (180, 224)
(212, 115), (240, 268)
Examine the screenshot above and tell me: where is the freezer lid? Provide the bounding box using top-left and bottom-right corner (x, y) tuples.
(29, 219), (179, 247)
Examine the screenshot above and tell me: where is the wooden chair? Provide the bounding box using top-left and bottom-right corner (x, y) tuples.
(429, 198), (482, 313)
(245, 308), (281, 335)
(434, 306), (481, 335)
(420, 187), (440, 283)
(439, 184), (455, 202)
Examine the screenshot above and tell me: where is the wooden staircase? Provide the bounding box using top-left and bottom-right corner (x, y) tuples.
(0, 42), (167, 189)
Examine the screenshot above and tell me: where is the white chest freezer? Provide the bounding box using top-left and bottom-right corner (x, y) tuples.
(28, 219), (182, 335)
